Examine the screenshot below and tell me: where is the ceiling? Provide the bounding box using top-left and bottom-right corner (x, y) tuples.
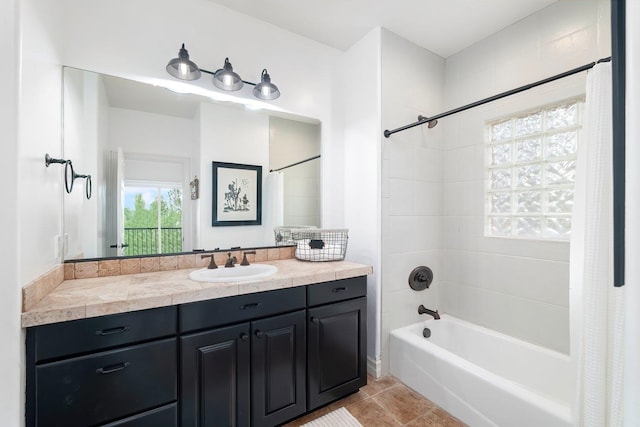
(206, 0), (557, 57)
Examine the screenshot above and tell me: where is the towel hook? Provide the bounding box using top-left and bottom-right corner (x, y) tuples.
(45, 154), (93, 199)
(72, 168), (92, 200)
(45, 154), (74, 194)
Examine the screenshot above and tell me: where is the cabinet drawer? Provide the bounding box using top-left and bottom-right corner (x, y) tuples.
(307, 276), (367, 307)
(35, 338), (177, 427)
(31, 306), (177, 362)
(100, 403), (177, 427)
(179, 286), (306, 333)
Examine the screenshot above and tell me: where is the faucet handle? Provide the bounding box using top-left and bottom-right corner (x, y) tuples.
(240, 251), (257, 266)
(201, 254), (218, 269)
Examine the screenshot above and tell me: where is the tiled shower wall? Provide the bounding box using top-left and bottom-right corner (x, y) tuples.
(380, 28), (445, 374)
(440, 0), (611, 353)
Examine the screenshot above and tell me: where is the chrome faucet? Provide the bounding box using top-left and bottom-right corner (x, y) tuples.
(225, 252), (237, 268)
(418, 304), (440, 320)
(200, 254), (218, 269)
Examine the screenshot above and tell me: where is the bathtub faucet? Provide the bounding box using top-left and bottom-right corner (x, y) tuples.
(418, 305), (440, 320)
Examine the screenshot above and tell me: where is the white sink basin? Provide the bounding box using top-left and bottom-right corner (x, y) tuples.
(189, 264), (278, 283)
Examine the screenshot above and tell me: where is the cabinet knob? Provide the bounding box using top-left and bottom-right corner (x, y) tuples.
(310, 317), (320, 324)
(240, 333), (249, 341)
(255, 330), (265, 338)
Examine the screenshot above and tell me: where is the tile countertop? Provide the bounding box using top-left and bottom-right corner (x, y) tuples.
(21, 259), (373, 328)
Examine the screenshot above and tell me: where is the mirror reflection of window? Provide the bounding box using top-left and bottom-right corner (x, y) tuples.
(123, 184), (183, 255)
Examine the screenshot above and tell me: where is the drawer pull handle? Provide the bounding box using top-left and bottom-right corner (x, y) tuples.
(255, 330), (265, 338)
(240, 302), (261, 310)
(240, 333), (249, 341)
(310, 317), (320, 324)
(95, 326), (130, 336)
(332, 287), (347, 293)
(96, 362), (131, 374)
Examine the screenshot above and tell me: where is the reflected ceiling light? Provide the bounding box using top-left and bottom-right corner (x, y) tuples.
(166, 43), (280, 100)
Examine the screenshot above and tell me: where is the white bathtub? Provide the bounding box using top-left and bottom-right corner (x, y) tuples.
(390, 315), (572, 427)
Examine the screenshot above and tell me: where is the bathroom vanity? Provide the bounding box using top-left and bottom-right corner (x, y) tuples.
(23, 259), (370, 427)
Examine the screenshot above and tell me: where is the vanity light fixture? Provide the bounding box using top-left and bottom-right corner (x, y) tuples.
(253, 69), (280, 101)
(213, 58), (243, 91)
(166, 43), (281, 100)
(166, 44), (201, 81)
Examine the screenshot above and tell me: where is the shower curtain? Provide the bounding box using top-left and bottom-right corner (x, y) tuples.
(263, 171), (284, 244)
(569, 62), (625, 426)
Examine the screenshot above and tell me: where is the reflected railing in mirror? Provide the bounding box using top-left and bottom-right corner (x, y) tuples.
(124, 227), (183, 256)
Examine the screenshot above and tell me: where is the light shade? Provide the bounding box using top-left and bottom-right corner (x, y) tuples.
(253, 69), (280, 100)
(166, 44), (201, 81)
(213, 58), (244, 91)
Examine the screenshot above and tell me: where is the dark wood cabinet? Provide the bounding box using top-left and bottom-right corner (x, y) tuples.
(26, 307), (178, 427)
(101, 403), (178, 427)
(307, 297), (367, 410)
(180, 288), (306, 427)
(180, 323), (251, 427)
(251, 310), (306, 427)
(26, 276), (367, 427)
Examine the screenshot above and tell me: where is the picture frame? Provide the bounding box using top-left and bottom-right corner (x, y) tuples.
(212, 161), (262, 226)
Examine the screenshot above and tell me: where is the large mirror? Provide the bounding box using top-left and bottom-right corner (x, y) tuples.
(63, 67), (321, 260)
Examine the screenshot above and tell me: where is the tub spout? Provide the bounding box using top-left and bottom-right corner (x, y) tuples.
(418, 304), (440, 320)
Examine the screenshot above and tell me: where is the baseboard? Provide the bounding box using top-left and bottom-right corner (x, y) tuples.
(367, 355), (381, 378)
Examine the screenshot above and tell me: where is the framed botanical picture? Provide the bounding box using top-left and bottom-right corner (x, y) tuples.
(212, 161), (262, 226)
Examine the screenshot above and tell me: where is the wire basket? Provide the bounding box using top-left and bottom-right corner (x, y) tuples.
(274, 226), (318, 246)
(291, 229), (348, 262)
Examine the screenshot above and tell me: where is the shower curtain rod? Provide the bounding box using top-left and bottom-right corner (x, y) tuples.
(270, 154), (321, 172)
(383, 56), (612, 138)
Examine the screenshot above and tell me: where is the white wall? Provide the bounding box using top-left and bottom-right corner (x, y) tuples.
(20, 0), (64, 282)
(380, 29), (445, 374)
(342, 28), (383, 373)
(440, 0), (610, 353)
(0, 0), (21, 423)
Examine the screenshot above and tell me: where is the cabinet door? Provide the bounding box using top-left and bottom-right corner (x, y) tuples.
(180, 323), (250, 427)
(308, 297), (367, 410)
(251, 310), (306, 427)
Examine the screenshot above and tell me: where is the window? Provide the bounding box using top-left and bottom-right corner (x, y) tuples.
(123, 184), (183, 255)
(485, 99), (583, 240)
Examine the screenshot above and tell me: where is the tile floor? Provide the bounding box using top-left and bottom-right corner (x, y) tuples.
(284, 375), (466, 426)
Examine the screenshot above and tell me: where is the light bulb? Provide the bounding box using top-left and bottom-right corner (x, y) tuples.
(178, 62), (189, 77)
(223, 74), (233, 87)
